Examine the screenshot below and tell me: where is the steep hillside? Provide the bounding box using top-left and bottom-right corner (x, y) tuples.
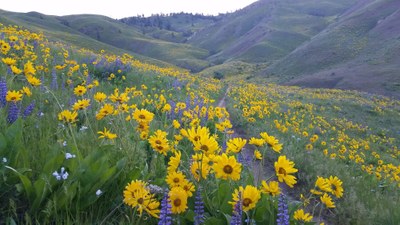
(262, 0), (400, 98)
(120, 13), (222, 43)
(59, 14), (210, 72)
(188, 0), (356, 64)
(0, 10), (210, 71)
(0, 10), (170, 66)
(1, 0), (399, 98)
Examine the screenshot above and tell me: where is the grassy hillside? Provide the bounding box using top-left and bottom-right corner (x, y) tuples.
(0, 10), (210, 72)
(188, 0), (355, 64)
(0, 10), (166, 66)
(2, 1), (399, 98)
(120, 13), (222, 43)
(262, 0), (400, 98)
(0, 21), (399, 225)
(59, 14), (210, 72)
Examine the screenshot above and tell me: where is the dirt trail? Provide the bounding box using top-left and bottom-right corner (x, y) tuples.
(217, 87), (326, 224)
(217, 87), (270, 185)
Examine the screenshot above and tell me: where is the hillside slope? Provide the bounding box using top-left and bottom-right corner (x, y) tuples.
(262, 0), (400, 98)
(1, 0), (399, 98)
(59, 14), (210, 72)
(0, 10), (172, 66)
(188, 0), (356, 64)
(0, 10), (209, 71)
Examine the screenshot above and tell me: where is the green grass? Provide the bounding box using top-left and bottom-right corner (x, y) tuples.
(1, 5), (400, 225)
(226, 83), (400, 225)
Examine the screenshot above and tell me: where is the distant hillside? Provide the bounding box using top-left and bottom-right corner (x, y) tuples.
(262, 0), (400, 98)
(0, 10), (170, 66)
(58, 14), (210, 72)
(0, 10), (210, 71)
(120, 12), (222, 43)
(1, 0), (399, 98)
(188, 0), (356, 64)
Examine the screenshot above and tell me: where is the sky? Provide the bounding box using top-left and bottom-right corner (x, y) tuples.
(1, 0), (259, 19)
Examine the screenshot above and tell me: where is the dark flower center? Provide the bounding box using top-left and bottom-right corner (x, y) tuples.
(223, 165), (233, 174)
(174, 198), (181, 207)
(200, 145), (209, 152)
(278, 167), (287, 176)
(243, 198), (252, 207)
(173, 178), (180, 183)
(137, 198), (144, 204)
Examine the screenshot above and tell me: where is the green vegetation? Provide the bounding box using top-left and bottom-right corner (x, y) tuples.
(0, 1), (400, 224)
(1, 0), (399, 98)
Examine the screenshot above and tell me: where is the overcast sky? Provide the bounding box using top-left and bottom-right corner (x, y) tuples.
(1, 0), (258, 19)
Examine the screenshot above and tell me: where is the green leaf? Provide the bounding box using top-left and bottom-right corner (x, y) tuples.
(0, 133), (7, 151)
(5, 119), (22, 142)
(31, 178), (48, 210)
(254, 205), (268, 222)
(98, 166), (116, 185)
(204, 217), (226, 225)
(217, 181), (232, 214)
(116, 157), (127, 170)
(6, 217), (17, 225)
(126, 167), (141, 181)
(42, 153), (65, 174)
(184, 209), (195, 222)
(6, 166), (34, 203)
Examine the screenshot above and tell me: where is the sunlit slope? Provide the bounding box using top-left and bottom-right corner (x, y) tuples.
(188, 0), (355, 64)
(0, 22), (399, 225)
(262, 0), (400, 98)
(0, 10), (209, 71)
(59, 14), (210, 72)
(0, 10), (168, 66)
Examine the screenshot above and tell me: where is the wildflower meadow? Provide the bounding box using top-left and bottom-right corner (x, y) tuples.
(0, 24), (399, 225)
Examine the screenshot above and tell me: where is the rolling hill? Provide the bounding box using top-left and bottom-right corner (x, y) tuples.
(188, 0), (356, 64)
(263, 0), (400, 98)
(0, 10), (172, 67)
(1, 0), (399, 98)
(0, 10), (209, 71)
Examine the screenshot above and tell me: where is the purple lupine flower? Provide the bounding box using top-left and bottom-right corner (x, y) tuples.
(32, 40), (38, 49)
(0, 79), (7, 108)
(221, 141), (227, 153)
(7, 102), (20, 124)
(158, 190), (172, 225)
(231, 191), (242, 225)
(194, 187), (205, 225)
(202, 110), (209, 126)
(69, 96), (76, 107)
(23, 101), (35, 118)
(172, 79), (182, 90)
(167, 100), (176, 120)
(277, 194), (289, 225)
(86, 73), (92, 86)
(197, 99), (204, 118)
(51, 68), (58, 90)
(185, 96), (191, 109)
